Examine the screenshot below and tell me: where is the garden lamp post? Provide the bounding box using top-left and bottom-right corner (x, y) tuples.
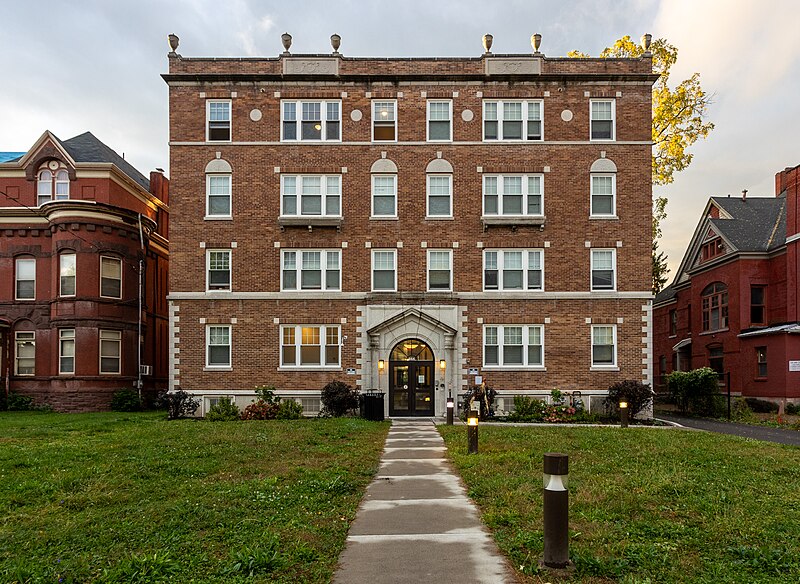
(446, 396), (454, 425)
(467, 406), (479, 453)
(542, 452), (570, 569)
(619, 400), (629, 428)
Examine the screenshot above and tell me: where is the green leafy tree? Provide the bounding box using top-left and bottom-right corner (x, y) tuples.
(570, 36), (714, 294)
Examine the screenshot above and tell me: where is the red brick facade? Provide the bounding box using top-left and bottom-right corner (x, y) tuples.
(0, 132), (169, 411)
(165, 45), (656, 416)
(653, 165), (800, 402)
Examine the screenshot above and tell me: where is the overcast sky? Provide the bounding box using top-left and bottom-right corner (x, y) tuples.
(2, 0), (798, 278)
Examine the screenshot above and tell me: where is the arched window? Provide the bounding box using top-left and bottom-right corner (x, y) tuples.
(55, 170), (70, 200)
(37, 170), (53, 206)
(205, 158), (232, 218)
(426, 158), (453, 218)
(37, 167), (70, 205)
(702, 282), (728, 331)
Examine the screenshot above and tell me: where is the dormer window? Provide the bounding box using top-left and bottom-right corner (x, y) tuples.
(37, 168), (70, 206)
(701, 238), (724, 262)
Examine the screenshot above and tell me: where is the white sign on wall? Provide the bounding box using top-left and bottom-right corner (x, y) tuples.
(789, 360), (800, 372)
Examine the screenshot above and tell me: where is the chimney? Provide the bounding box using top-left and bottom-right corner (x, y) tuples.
(776, 167), (791, 197)
(741, 189), (747, 201)
(149, 169), (169, 204)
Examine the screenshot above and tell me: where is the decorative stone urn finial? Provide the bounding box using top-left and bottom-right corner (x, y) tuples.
(482, 33), (493, 54)
(642, 33), (652, 54)
(167, 33), (179, 53)
(331, 33), (341, 54)
(281, 32), (292, 55)
(531, 33), (542, 54)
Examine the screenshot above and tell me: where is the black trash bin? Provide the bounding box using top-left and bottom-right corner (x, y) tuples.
(362, 391), (385, 421)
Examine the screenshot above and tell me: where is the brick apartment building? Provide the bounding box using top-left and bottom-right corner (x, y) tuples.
(654, 165), (800, 403)
(0, 131), (169, 411)
(163, 33), (656, 416)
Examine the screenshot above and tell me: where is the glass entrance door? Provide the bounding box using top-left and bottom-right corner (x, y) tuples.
(389, 339), (435, 416)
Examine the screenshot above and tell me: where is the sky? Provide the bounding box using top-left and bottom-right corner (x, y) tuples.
(1, 0), (799, 279)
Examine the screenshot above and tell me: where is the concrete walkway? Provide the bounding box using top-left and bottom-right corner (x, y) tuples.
(658, 414), (800, 446)
(334, 418), (517, 584)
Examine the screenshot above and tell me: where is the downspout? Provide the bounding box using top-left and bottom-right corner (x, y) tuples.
(137, 214), (145, 400)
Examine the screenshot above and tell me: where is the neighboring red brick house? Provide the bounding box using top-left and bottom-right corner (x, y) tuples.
(654, 164), (800, 403)
(0, 131), (170, 411)
(163, 34), (656, 416)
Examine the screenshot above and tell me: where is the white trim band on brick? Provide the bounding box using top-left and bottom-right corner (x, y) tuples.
(167, 291), (654, 301)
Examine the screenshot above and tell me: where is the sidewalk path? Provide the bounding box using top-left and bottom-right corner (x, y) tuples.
(333, 418), (517, 584)
(658, 414), (800, 446)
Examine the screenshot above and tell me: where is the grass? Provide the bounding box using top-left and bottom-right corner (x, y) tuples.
(439, 425), (800, 583)
(0, 411), (389, 583)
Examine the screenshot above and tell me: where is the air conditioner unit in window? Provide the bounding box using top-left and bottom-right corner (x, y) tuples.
(139, 365), (152, 376)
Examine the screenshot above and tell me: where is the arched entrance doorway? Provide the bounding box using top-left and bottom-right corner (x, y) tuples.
(389, 339), (435, 416)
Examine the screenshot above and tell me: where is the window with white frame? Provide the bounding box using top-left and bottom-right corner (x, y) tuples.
(281, 175), (341, 217)
(207, 100), (231, 141)
(371, 175), (397, 217)
(372, 100), (397, 141)
(100, 256), (122, 298)
(484, 249), (543, 291)
(99, 330), (121, 374)
(484, 325), (544, 367)
(207, 250), (231, 291)
(427, 250), (452, 291)
(427, 100), (452, 141)
(206, 174), (231, 217)
(15, 257), (35, 300)
(59, 329), (75, 374)
(282, 100), (341, 141)
(15, 331), (35, 375)
(372, 250), (397, 291)
(591, 249), (616, 291)
(59, 253), (76, 296)
(37, 169), (70, 206)
(281, 250), (340, 291)
(281, 325), (340, 367)
(206, 325), (231, 368)
(483, 100), (543, 141)
(591, 325), (616, 366)
(590, 174), (616, 216)
(590, 99), (615, 140)
(483, 175), (543, 216)
(427, 175), (452, 217)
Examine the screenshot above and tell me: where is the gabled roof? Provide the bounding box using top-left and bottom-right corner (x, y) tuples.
(61, 132), (150, 191)
(654, 283), (676, 305)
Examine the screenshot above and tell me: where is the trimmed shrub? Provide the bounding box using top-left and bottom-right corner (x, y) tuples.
(157, 390), (200, 420)
(206, 397), (240, 421)
(321, 381), (359, 417)
(786, 402), (799, 415)
(508, 395), (547, 422)
(667, 368), (724, 416)
(241, 400), (279, 420)
(744, 397), (779, 413)
(111, 388), (142, 412)
(277, 399), (303, 419)
(606, 380), (654, 418)
(3, 392), (36, 411)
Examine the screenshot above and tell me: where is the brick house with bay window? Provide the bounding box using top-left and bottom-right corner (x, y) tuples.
(164, 34), (656, 417)
(0, 131), (169, 411)
(653, 164), (800, 403)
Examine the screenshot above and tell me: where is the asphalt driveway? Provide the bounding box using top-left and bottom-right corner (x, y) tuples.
(657, 414), (800, 446)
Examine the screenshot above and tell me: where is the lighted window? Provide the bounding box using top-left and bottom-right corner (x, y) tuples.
(280, 325), (340, 367)
(282, 100), (341, 141)
(756, 347), (767, 378)
(372, 100), (397, 141)
(701, 282), (728, 332)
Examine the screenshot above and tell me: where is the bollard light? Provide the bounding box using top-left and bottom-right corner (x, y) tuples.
(543, 452), (570, 569)
(446, 396), (454, 425)
(467, 413), (479, 454)
(619, 400), (629, 428)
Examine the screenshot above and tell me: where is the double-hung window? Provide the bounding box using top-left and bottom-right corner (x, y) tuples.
(372, 250), (397, 292)
(427, 175), (452, 217)
(590, 174), (616, 216)
(282, 100), (341, 141)
(281, 250), (340, 291)
(590, 99), (615, 140)
(207, 250), (231, 291)
(750, 285), (766, 325)
(206, 174), (231, 218)
(427, 250), (452, 291)
(372, 175), (397, 217)
(484, 249), (543, 291)
(207, 100), (231, 141)
(591, 325), (616, 367)
(756, 347), (767, 378)
(99, 330), (121, 374)
(427, 100), (452, 141)
(483, 175), (543, 216)
(15, 257), (36, 300)
(483, 100), (543, 141)
(15, 331), (35, 376)
(206, 325), (231, 368)
(590, 249), (616, 291)
(60, 253), (76, 296)
(281, 175), (341, 217)
(100, 256), (122, 298)
(281, 325), (340, 367)
(483, 325), (544, 367)
(372, 100), (397, 141)
(701, 283), (728, 331)
(59, 329), (75, 374)
(36, 169), (69, 205)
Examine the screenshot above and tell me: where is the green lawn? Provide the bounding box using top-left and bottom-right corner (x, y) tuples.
(0, 412), (389, 583)
(439, 425), (800, 583)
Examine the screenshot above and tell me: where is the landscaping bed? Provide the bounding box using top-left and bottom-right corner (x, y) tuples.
(439, 424), (800, 583)
(0, 411), (389, 583)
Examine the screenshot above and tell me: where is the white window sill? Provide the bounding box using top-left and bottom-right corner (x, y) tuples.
(482, 139), (544, 143)
(482, 289), (545, 293)
(425, 216), (454, 220)
(590, 366), (619, 371)
(279, 140), (342, 144)
(427, 289), (453, 293)
(280, 289), (342, 293)
(481, 366), (546, 372)
(204, 366), (233, 372)
(589, 215), (619, 220)
(206, 289), (232, 293)
(206, 140), (232, 144)
(371, 139), (398, 144)
(589, 138), (616, 142)
(371, 290), (398, 293)
(370, 216), (399, 220)
(590, 289), (617, 293)
(204, 215), (233, 221)
(278, 366), (342, 372)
